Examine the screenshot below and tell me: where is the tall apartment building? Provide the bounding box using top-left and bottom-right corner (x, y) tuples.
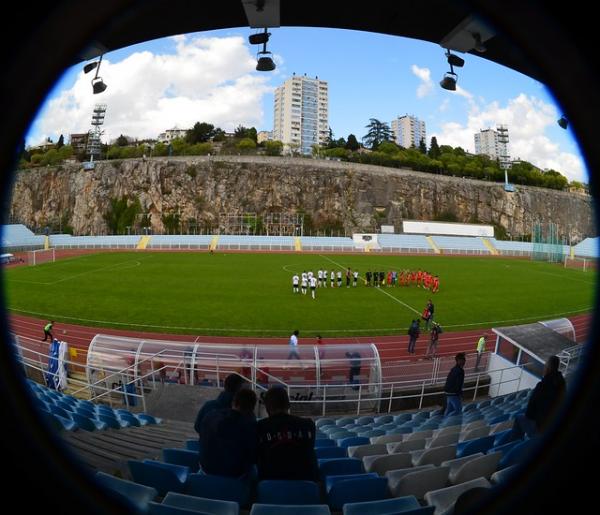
(273, 74), (329, 155)
(474, 126), (510, 164)
(391, 115), (426, 148)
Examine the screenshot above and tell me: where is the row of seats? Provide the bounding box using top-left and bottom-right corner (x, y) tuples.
(28, 379), (161, 432)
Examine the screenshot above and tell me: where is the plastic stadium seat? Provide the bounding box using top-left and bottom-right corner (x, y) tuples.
(425, 479), (492, 514)
(185, 473), (251, 505)
(493, 429), (517, 447)
(325, 473), (378, 493)
(498, 438), (541, 469)
(387, 439), (427, 454)
(318, 458), (363, 479)
(459, 426), (490, 442)
(347, 444), (388, 459)
(315, 439), (336, 448)
(338, 437), (370, 449)
(336, 417), (356, 427)
(343, 495), (422, 515)
(374, 415), (394, 424)
(95, 471), (157, 511)
(316, 418), (336, 429)
(456, 435), (496, 458)
(356, 416), (375, 425)
(411, 444), (456, 466)
(490, 464), (519, 485)
(162, 448), (200, 472)
(117, 413), (142, 427)
(448, 452), (502, 485)
(70, 413), (108, 432)
(97, 414), (129, 429)
(148, 502), (203, 514)
(250, 504), (331, 515)
(128, 460), (188, 496)
(316, 447), (347, 459)
(327, 477), (389, 511)
(49, 413), (78, 431)
(185, 440), (200, 452)
(257, 480), (320, 505)
(372, 434), (406, 445)
(364, 453), (412, 475)
(162, 492), (239, 515)
(390, 466), (450, 500)
(138, 414), (162, 425)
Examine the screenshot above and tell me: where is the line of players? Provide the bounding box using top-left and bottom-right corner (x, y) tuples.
(292, 268), (440, 299)
(365, 269), (440, 292)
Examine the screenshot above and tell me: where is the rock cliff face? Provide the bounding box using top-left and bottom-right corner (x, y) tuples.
(10, 156), (595, 239)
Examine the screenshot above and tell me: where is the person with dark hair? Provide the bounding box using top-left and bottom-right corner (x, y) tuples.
(444, 353), (466, 416)
(198, 388), (257, 478)
(426, 322), (442, 359)
(509, 355), (566, 439)
(256, 387), (318, 481)
(194, 373), (246, 433)
(345, 351), (362, 386)
(407, 319), (420, 354)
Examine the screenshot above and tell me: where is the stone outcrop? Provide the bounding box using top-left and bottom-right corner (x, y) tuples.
(10, 156), (595, 240)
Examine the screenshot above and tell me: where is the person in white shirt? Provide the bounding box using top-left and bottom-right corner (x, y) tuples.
(330, 270), (335, 288)
(353, 270), (359, 287)
(309, 275), (317, 299)
(322, 270), (327, 288)
(307, 270), (314, 282)
(301, 271), (308, 284)
(317, 269), (323, 287)
(301, 274), (308, 295)
(336, 270), (342, 288)
(287, 330), (301, 361)
(292, 274), (299, 293)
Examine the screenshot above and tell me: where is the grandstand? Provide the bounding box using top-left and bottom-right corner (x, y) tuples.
(0, 224), (45, 250)
(573, 237), (599, 258)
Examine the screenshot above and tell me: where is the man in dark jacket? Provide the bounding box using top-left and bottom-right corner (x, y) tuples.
(510, 355), (566, 438)
(194, 374), (245, 434)
(407, 319), (420, 354)
(199, 388), (257, 478)
(444, 353), (466, 416)
(257, 387), (318, 481)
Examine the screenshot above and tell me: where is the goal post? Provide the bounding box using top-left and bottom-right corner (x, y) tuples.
(564, 255), (597, 272)
(28, 248), (56, 266)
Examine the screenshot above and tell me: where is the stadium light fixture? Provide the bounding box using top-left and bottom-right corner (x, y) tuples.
(84, 54), (107, 94)
(440, 72), (458, 91)
(252, 28), (276, 71)
(557, 116), (568, 129)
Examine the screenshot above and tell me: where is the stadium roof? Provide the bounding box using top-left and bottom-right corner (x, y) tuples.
(492, 322), (577, 366)
(73, 0), (543, 81)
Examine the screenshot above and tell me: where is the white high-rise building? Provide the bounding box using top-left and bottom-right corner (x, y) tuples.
(391, 115), (426, 148)
(474, 126), (510, 164)
(273, 74), (329, 155)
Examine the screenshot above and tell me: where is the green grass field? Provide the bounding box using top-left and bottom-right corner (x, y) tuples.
(4, 252), (596, 336)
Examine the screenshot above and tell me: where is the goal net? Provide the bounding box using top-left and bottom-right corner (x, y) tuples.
(28, 248), (56, 266)
(563, 255), (597, 271)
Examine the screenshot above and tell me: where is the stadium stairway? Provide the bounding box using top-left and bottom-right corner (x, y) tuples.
(481, 238), (498, 255)
(295, 237), (302, 252)
(61, 419), (197, 477)
(137, 235), (151, 250)
(425, 236), (440, 254)
(210, 235), (219, 251)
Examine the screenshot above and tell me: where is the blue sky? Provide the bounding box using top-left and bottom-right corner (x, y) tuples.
(27, 27), (587, 182)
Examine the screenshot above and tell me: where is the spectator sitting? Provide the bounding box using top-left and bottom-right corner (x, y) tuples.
(194, 374), (246, 434)
(509, 355), (566, 439)
(199, 388), (257, 478)
(257, 387), (318, 481)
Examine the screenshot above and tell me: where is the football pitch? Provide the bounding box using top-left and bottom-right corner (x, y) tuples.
(4, 251), (596, 337)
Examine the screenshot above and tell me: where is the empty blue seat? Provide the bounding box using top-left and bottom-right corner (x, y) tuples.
(498, 438), (541, 469)
(456, 435), (496, 458)
(95, 471), (157, 511)
(493, 429), (517, 447)
(325, 473), (378, 492)
(316, 447), (347, 459)
(257, 480), (320, 505)
(148, 502), (202, 514)
(488, 413), (510, 425)
(138, 413), (161, 425)
(338, 437), (369, 449)
(185, 473), (251, 505)
(162, 492), (238, 515)
(343, 495), (426, 515)
(49, 413), (78, 431)
(128, 460), (188, 496)
(70, 413), (108, 431)
(162, 448), (200, 472)
(316, 418), (336, 429)
(185, 440), (201, 452)
(318, 458), (363, 479)
(315, 439), (336, 448)
(97, 415), (129, 429)
(250, 504), (331, 515)
(336, 417), (356, 427)
(327, 477), (389, 511)
(117, 413), (142, 427)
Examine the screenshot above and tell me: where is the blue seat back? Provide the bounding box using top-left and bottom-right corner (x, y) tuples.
(95, 471), (157, 511)
(162, 448), (200, 473)
(315, 439), (336, 448)
(148, 502), (204, 514)
(456, 435), (496, 458)
(498, 438), (541, 469)
(316, 447), (346, 459)
(185, 473), (251, 505)
(337, 437), (369, 449)
(249, 504), (331, 515)
(185, 440), (201, 452)
(128, 460), (187, 496)
(342, 495), (420, 515)
(327, 477), (389, 511)
(257, 480), (320, 505)
(318, 458), (363, 479)
(162, 492), (239, 515)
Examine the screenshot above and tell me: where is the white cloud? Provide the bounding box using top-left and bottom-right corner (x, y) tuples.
(411, 65), (433, 98)
(431, 93), (587, 182)
(31, 35), (273, 144)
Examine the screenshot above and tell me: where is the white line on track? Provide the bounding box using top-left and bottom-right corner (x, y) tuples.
(319, 254), (422, 316)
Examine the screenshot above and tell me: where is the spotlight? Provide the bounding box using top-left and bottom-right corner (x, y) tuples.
(557, 116), (568, 129)
(446, 51), (464, 68)
(83, 62), (98, 74)
(92, 77), (107, 94)
(472, 33), (487, 53)
(249, 31), (270, 45)
(256, 52), (276, 71)
(440, 72), (457, 91)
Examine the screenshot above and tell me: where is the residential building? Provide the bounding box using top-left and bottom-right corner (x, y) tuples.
(69, 133), (88, 154)
(157, 128), (189, 144)
(273, 74), (329, 154)
(391, 115), (426, 148)
(257, 131), (272, 144)
(474, 126), (510, 164)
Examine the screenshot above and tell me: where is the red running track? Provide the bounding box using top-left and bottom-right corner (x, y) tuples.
(9, 312), (592, 371)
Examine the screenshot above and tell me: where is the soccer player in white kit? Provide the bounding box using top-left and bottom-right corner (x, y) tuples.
(322, 269), (327, 287)
(330, 270), (335, 288)
(310, 275), (317, 299)
(353, 270), (359, 287)
(301, 274), (308, 295)
(337, 270), (342, 288)
(292, 274), (299, 293)
(317, 269), (323, 287)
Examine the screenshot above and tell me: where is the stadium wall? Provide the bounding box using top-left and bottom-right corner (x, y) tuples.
(10, 156), (595, 240)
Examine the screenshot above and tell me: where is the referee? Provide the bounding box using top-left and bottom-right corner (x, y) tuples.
(42, 321), (55, 342)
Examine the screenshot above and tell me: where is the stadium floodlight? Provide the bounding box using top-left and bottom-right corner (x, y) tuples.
(446, 50), (465, 68)
(86, 54), (107, 94)
(440, 72), (458, 91)
(249, 31), (270, 45)
(254, 28), (276, 72)
(557, 116), (568, 129)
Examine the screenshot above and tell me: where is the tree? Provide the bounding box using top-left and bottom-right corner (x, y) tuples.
(234, 125), (258, 142)
(428, 136), (441, 159)
(212, 128), (226, 142)
(186, 122), (215, 144)
(346, 134), (360, 151)
(362, 118), (392, 150)
(56, 134), (64, 149)
(418, 138), (427, 154)
(264, 140), (283, 156)
(116, 134), (129, 147)
(236, 137), (257, 153)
